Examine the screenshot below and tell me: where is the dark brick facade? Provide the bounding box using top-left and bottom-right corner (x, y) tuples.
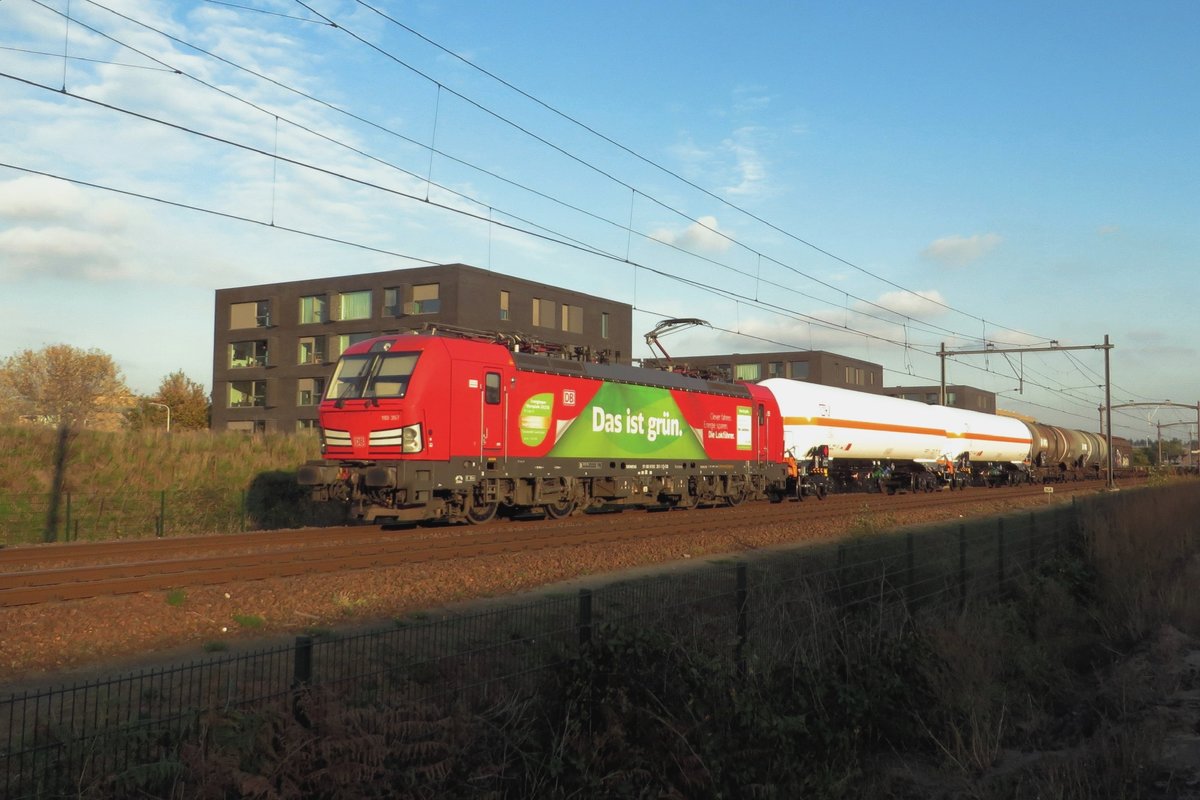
(884, 384), (998, 413)
(212, 263), (633, 433)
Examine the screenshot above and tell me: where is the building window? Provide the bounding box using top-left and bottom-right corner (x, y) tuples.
(297, 419), (319, 432)
(229, 340), (268, 368)
(298, 336), (325, 365)
(299, 295), (327, 324)
(297, 377), (326, 406)
(946, 391), (958, 406)
(734, 363), (761, 381)
(229, 381), (266, 408)
(767, 362), (784, 378)
(408, 283), (440, 314)
(561, 303), (583, 333)
(499, 290), (510, 321)
(844, 367), (865, 386)
(335, 332), (374, 355)
(228, 419), (266, 434)
(230, 300), (270, 329)
(789, 361), (809, 380)
(926, 392), (938, 404)
(339, 290), (371, 321)
(384, 288), (402, 317)
(601, 312), (609, 339)
(532, 298), (555, 328)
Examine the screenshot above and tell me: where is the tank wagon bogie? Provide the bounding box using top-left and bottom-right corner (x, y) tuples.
(299, 331), (1118, 523)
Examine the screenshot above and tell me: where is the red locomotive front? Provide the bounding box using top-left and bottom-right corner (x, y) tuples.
(299, 332), (788, 523)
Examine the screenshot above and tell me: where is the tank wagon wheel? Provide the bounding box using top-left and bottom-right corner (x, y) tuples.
(465, 500), (499, 525)
(543, 498), (576, 519)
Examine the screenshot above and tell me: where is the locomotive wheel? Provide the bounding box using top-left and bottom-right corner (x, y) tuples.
(817, 483), (828, 500)
(465, 501), (499, 525)
(679, 491), (700, 510)
(725, 486), (747, 507)
(544, 498), (576, 519)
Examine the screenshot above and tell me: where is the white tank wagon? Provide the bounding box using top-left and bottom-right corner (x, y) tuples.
(758, 378), (1114, 494)
(937, 405), (1034, 486)
(762, 378), (960, 494)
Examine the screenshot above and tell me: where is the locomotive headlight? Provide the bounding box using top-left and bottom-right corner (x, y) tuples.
(401, 423), (423, 453)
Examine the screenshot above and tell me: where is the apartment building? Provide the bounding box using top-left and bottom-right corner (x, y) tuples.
(212, 263), (633, 432)
(884, 384), (998, 413)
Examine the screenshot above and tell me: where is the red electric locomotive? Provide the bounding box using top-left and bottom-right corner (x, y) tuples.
(298, 329), (789, 523)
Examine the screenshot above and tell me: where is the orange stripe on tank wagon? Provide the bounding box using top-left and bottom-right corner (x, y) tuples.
(782, 417), (1031, 446)
(948, 433), (1032, 445)
(782, 417), (944, 437)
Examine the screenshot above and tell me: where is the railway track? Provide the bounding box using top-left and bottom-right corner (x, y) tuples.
(0, 481), (1111, 607)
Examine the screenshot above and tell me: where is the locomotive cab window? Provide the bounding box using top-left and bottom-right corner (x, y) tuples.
(485, 372), (502, 405)
(327, 352), (420, 400)
(369, 353), (420, 398)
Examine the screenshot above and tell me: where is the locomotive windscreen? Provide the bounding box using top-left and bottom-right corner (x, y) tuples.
(326, 351), (421, 400)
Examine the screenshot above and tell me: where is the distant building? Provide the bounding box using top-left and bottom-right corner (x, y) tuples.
(884, 384), (997, 413)
(211, 263), (633, 433)
(639, 348), (1000, 413)
(642, 350), (886, 392)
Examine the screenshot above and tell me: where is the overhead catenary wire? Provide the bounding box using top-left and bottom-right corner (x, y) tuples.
(31, 0), (1099, 363)
(1, 0), (1166, 427)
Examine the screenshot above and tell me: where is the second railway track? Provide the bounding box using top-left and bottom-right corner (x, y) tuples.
(0, 482), (1107, 607)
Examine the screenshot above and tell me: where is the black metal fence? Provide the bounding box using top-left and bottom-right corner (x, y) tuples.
(4, 488), (1182, 799)
(0, 483), (341, 545)
(0, 490), (248, 544)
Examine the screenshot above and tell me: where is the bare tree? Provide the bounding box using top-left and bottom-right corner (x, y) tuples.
(0, 345), (131, 541)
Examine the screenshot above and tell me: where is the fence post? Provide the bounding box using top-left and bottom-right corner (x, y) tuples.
(905, 532), (915, 614)
(735, 562), (748, 678)
(1029, 512), (1037, 572)
(293, 634), (313, 726)
(837, 543), (846, 607)
(997, 518), (1006, 593)
(958, 524), (967, 613)
(578, 589), (592, 648)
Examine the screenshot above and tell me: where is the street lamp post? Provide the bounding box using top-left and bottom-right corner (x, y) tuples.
(146, 401), (171, 432)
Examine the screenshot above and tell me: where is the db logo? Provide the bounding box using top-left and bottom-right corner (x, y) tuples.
(353, 436), (367, 448)
(563, 390), (576, 406)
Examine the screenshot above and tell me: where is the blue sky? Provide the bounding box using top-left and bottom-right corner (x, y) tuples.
(1, 0), (1197, 440)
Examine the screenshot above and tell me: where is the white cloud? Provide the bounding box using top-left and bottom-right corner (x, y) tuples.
(921, 233), (1002, 267)
(0, 174), (91, 221)
(0, 175), (136, 281)
(0, 225), (125, 280)
(649, 215), (732, 253)
(860, 289), (949, 319)
(721, 127), (768, 198)
(730, 84), (772, 115)
(1097, 224), (1120, 236)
